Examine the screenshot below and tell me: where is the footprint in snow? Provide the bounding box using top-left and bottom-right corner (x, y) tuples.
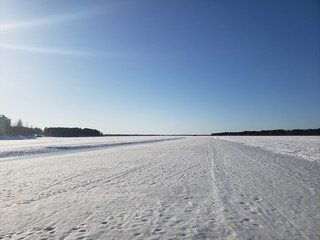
(43, 226), (54, 232)
(253, 196), (262, 202)
(240, 218), (251, 223)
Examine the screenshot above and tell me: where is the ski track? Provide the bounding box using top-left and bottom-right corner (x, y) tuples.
(211, 139), (319, 240)
(0, 137), (319, 239)
(215, 136), (320, 162)
(0, 137), (182, 160)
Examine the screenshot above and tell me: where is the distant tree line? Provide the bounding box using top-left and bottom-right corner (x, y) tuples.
(10, 126), (44, 136)
(44, 127), (103, 137)
(211, 128), (320, 136)
(3, 119), (44, 136)
(0, 117), (103, 137)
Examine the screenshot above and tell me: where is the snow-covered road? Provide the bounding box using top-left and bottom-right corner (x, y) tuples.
(0, 137), (319, 239)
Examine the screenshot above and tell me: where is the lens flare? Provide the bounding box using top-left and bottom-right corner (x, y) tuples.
(0, 7), (105, 30)
(0, 43), (102, 57)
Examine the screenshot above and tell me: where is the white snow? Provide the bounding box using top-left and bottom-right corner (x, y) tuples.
(0, 136), (319, 239)
(214, 136), (320, 162)
(0, 136), (179, 160)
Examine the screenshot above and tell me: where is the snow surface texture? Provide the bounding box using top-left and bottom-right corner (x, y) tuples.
(0, 136), (180, 160)
(215, 136), (320, 162)
(0, 137), (319, 239)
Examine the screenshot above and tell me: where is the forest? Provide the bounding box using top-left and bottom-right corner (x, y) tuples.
(44, 127), (103, 137)
(211, 128), (320, 136)
(0, 118), (102, 137)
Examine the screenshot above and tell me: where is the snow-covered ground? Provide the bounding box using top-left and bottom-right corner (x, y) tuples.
(0, 137), (319, 239)
(0, 136), (179, 160)
(214, 136), (320, 162)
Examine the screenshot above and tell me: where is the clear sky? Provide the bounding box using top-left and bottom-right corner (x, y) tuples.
(0, 0), (319, 134)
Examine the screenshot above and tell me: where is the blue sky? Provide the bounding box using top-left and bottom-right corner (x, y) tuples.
(0, 0), (319, 134)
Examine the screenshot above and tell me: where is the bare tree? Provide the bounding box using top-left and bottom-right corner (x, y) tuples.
(16, 119), (23, 127)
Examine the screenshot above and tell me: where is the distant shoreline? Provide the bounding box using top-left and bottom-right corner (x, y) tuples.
(211, 128), (320, 136)
(103, 134), (210, 137)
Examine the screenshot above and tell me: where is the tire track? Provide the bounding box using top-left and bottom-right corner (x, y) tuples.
(211, 139), (319, 240)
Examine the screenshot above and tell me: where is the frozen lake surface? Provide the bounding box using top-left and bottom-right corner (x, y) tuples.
(215, 136), (320, 162)
(0, 136), (319, 239)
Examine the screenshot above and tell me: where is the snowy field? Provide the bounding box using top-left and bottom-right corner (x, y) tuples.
(0, 136), (179, 160)
(215, 136), (320, 162)
(0, 136), (319, 239)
